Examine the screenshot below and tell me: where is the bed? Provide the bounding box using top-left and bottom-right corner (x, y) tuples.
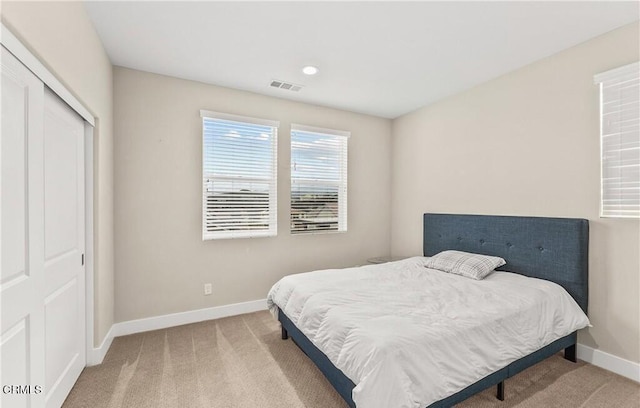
(268, 213), (590, 408)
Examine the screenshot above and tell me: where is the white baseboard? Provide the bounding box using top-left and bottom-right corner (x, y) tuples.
(113, 299), (267, 338)
(577, 343), (640, 383)
(87, 325), (115, 366)
(87, 299), (267, 365)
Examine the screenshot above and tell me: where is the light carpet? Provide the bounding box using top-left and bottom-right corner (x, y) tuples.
(63, 311), (639, 408)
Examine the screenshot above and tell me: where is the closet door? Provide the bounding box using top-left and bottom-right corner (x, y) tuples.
(42, 88), (86, 408)
(1, 47), (86, 408)
(1, 46), (46, 408)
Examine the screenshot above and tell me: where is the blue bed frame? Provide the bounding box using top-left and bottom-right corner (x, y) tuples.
(279, 213), (589, 407)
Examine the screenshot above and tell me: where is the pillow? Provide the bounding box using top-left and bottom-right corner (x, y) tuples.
(424, 250), (506, 280)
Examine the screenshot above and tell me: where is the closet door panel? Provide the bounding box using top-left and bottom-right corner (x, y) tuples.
(1, 45), (46, 408)
(42, 88), (86, 408)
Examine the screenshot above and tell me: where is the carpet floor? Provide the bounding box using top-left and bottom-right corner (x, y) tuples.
(63, 311), (639, 408)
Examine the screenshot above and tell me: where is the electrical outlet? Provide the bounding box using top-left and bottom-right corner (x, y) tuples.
(204, 283), (212, 295)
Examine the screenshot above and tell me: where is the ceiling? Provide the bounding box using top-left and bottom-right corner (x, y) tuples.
(84, 1), (639, 119)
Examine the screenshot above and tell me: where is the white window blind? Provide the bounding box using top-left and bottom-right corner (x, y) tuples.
(201, 110), (279, 239)
(290, 124), (349, 234)
(594, 62), (640, 218)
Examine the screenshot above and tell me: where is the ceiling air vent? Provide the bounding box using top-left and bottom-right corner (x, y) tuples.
(270, 79), (303, 92)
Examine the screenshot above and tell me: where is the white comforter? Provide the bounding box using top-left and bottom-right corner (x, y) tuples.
(267, 257), (590, 408)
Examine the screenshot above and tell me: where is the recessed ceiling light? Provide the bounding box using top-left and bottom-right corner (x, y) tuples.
(302, 65), (319, 75)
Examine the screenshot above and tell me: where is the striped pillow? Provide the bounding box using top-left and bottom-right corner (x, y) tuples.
(424, 250), (506, 280)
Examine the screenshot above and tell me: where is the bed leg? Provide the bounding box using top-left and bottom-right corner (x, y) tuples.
(496, 381), (505, 401)
(564, 344), (577, 362)
(281, 325), (288, 340)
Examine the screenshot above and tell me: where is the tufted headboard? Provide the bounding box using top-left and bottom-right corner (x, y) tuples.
(423, 213), (589, 314)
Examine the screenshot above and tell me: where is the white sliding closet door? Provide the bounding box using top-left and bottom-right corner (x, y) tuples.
(1, 45), (46, 408)
(1, 46), (86, 408)
(42, 87), (86, 408)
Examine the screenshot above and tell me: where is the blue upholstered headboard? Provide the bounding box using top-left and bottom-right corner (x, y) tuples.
(423, 213), (589, 313)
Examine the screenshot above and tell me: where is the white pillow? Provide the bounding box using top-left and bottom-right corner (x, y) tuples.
(424, 250), (506, 280)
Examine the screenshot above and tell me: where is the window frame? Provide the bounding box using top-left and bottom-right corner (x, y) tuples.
(290, 124), (349, 235)
(594, 62), (640, 219)
(200, 110), (279, 240)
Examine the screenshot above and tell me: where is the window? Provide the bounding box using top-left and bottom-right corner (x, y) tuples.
(201, 110), (278, 239)
(594, 62), (640, 218)
(290, 124), (349, 234)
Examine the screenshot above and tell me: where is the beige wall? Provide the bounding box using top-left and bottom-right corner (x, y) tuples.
(113, 67), (392, 322)
(391, 22), (640, 363)
(1, 1), (114, 347)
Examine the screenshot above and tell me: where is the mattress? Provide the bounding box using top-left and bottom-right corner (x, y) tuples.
(267, 257), (590, 408)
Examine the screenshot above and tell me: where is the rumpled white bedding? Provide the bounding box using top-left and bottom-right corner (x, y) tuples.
(267, 257), (590, 408)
